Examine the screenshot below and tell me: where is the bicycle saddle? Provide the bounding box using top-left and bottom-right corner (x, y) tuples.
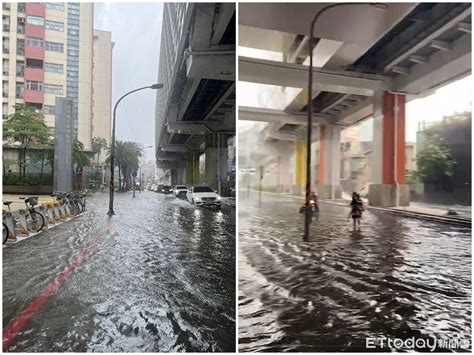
(3, 201), (12, 206)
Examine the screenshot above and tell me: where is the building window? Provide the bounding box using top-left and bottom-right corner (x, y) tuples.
(43, 104), (55, 115)
(26, 58), (43, 69)
(44, 83), (63, 95)
(46, 2), (65, 11)
(16, 39), (24, 55)
(45, 20), (64, 32)
(26, 15), (44, 26)
(45, 41), (64, 53)
(17, 3), (25, 13)
(17, 18), (25, 34)
(67, 49), (79, 57)
(16, 61), (24, 77)
(16, 82), (24, 98)
(45, 62), (64, 73)
(26, 36), (43, 48)
(26, 80), (43, 91)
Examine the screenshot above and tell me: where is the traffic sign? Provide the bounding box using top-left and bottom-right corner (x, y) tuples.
(131, 171), (137, 177)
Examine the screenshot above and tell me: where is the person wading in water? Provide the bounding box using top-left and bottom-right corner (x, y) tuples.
(348, 192), (364, 230)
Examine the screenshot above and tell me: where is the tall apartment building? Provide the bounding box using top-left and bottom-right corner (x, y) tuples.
(2, 2), (112, 152)
(92, 29), (113, 162)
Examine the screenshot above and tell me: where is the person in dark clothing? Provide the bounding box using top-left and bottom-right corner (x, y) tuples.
(348, 192), (364, 229)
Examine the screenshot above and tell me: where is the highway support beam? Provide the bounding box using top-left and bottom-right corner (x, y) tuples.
(204, 133), (228, 195)
(316, 124), (342, 199)
(369, 92), (410, 207)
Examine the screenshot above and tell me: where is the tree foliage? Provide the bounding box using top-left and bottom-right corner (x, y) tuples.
(416, 135), (454, 185)
(73, 139), (91, 167)
(92, 136), (108, 164)
(3, 104), (52, 177)
(105, 140), (144, 190)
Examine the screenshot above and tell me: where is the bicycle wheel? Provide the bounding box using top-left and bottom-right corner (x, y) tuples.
(3, 223), (8, 244)
(80, 201), (86, 213)
(70, 202), (81, 216)
(27, 211), (45, 232)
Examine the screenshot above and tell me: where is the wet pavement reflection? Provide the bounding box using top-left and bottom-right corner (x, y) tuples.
(3, 191), (235, 352)
(238, 192), (471, 352)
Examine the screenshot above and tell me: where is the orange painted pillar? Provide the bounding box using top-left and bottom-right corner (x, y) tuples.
(382, 92), (406, 185)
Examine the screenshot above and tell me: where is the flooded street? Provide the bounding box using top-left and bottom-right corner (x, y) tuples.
(239, 191), (471, 352)
(3, 191), (235, 352)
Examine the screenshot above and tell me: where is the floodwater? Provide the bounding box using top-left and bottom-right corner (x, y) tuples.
(3, 191), (235, 352)
(239, 192), (471, 352)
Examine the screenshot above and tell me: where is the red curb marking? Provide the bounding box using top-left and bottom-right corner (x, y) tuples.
(3, 235), (104, 351)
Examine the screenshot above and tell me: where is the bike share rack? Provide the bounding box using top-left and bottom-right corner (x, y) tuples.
(3, 199), (87, 244)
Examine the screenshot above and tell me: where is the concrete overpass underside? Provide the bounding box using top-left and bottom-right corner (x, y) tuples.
(155, 3), (236, 195)
(239, 2), (471, 206)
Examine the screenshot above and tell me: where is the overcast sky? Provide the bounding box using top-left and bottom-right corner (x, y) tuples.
(94, 3), (163, 161)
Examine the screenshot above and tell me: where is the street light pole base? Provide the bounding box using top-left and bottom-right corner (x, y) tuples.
(107, 210), (115, 216)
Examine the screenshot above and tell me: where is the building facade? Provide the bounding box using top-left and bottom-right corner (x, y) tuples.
(92, 29), (113, 162)
(2, 2), (112, 152)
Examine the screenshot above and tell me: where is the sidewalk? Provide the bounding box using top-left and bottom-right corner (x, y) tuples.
(253, 190), (471, 227)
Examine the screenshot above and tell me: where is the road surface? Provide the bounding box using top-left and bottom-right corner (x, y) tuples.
(238, 191), (471, 352)
(3, 191), (235, 352)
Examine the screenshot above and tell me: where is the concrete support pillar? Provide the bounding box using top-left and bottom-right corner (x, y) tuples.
(205, 133), (228, 196)
(369, 91), (410, 206)
(294, 140), (306, 195)
(170, 169), (177, 186)
(186, 151), (200, 185)
(316, 124), (342, 199)
(176, 167), (186, 185)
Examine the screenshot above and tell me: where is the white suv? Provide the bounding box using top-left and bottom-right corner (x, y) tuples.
(174, 185), (188, 198)
(187, 186), (222, 209)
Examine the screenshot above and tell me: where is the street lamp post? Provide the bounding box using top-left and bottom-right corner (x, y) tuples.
(107, 84), (163, 215)
(304, 3), (387, 239)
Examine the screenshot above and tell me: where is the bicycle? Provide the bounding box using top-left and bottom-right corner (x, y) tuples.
(3, 201), (16, 244)
(19, 196), (45, 233)
(65, 191), (83, 215)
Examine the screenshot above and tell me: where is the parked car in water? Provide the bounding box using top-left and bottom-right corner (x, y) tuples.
(155, 184), (164, 193)
(174, 185), (188, 198)
(161, 185), (173, 194)
(186, 185), (222, 209)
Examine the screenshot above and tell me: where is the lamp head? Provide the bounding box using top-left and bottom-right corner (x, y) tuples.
(150, 83), (164, 90)
(370, 3), (388, 10)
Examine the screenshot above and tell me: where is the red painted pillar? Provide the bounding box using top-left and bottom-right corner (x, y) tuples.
(382, 92), (406, 185)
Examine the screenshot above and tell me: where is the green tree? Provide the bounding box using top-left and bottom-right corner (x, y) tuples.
(73, 139), (91, 167)
(3, 104), (52, 177)
(416, 136), (454, 188)
(92, 136), (108, 165)
(105, 140), (143, 190)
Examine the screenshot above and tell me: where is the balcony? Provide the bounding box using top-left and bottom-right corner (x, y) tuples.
(16, 68), (24, 77)
(17, 25), (25, 34)
(3, 3), (11, 11)
(3, 24), (10, 32)
(3, 46), (9, 54)
(3, 89), (8, 98)
(23, 88), (43, 104)
(25, 3), (45, 17)
(24, 67), (43, 81)
(25, 45), (44, 60)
